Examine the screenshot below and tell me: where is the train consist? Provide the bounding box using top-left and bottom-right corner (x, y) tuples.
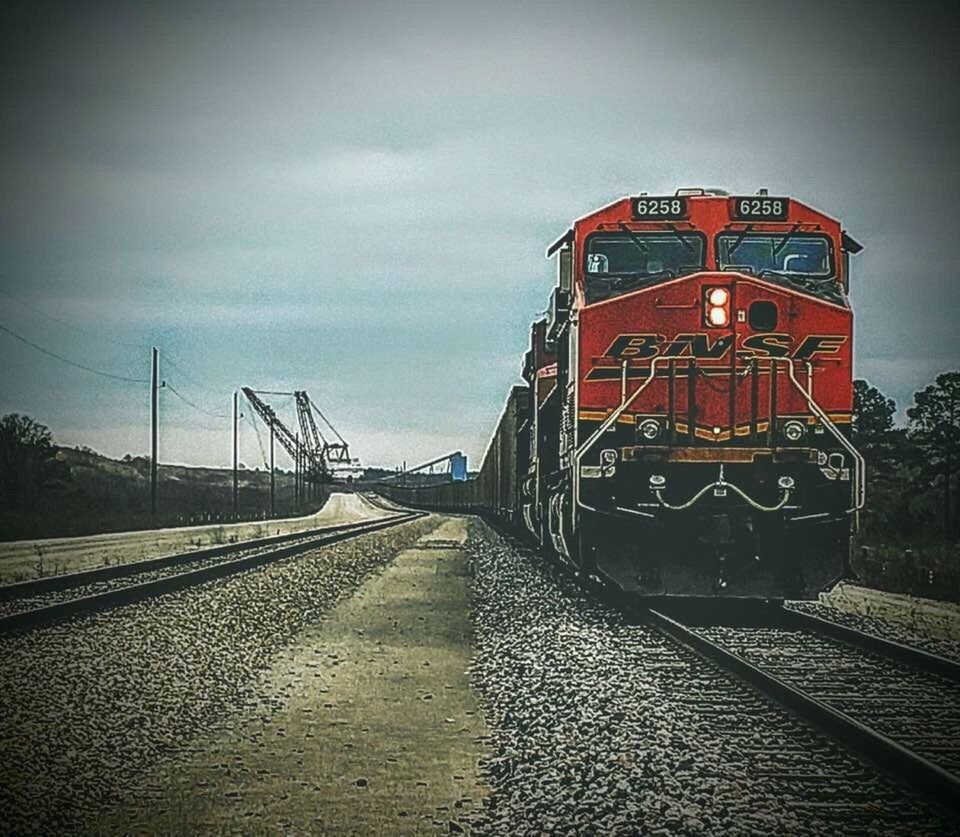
(379, 189), (865, 599)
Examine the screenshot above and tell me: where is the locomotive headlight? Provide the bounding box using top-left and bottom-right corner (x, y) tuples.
(707, 287), (729, 307)
(783, 420), (805, 442)
(638, 419), (661, 441)
(704, 286), (731, 327)
(707, 306), (729, 326)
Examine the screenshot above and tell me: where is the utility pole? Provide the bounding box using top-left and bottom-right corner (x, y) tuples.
(150, 347), (159, 516)
(294, 432), (301, 511)
(269, 422), (275, 518)
(232, 390), (239, 515)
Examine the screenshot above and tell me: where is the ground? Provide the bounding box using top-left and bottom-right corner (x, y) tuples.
(822, 581), (960, 642)
(95, 516), (488, 834)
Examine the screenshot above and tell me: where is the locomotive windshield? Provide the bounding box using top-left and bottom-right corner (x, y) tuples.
(716, 233), (842, 303)
(584, 232), (705, 303)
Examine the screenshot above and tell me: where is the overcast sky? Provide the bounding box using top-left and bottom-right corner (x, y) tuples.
(1, 1), (958, 470)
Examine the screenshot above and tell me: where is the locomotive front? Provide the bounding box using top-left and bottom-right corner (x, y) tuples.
(534, 189), (864, 599)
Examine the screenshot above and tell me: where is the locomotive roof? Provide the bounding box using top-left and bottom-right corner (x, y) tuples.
(547, 190), (861, 257)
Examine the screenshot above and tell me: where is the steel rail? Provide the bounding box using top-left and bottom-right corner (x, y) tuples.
(0, 517), (410, 601)
(645, 607), (960, 816)
(0, 512), (424, 634)
(777, 606), (960, 684)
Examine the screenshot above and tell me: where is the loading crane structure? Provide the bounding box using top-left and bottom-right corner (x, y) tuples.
(240, 387), (319, 480)
(242, 387), (352, 485)
(295, 390), (351, 472)
(379, 451), (468, 486)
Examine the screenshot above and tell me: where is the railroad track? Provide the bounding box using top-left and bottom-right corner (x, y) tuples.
(644, 601), (960, 816)
(0, 511), (425, 633)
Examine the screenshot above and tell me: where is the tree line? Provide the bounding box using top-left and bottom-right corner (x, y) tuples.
(853, 371), (959, 545)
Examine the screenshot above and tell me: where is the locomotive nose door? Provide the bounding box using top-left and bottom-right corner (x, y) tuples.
(699, 279), (739, 439)
(731, 279), (759, 439)
(733, 282), (784, 442)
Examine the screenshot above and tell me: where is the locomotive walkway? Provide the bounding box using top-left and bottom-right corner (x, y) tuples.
(95, 517), (489, 834)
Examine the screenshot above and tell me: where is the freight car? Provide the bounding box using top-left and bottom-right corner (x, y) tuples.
(379, 386), (529, 517)
(379, 189), (865, 600)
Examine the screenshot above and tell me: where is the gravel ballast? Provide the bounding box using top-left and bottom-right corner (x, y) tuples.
(466, 522), (950, 835)
(787, 598), (960, 663)
(0, 516), (438, 834)
(695, 625), (960, 773)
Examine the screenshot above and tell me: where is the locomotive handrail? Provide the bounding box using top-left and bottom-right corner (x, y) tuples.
(572, 355), (865, 527)
(778, 357), (866, 518)
(573, 356), (673, 523)
(575, 356), (671, 460)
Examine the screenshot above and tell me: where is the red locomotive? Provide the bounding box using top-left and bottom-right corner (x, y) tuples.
(380, 188), (865, 600)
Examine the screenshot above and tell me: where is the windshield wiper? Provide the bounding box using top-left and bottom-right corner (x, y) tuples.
(597, 268), (676, 293)
(759, 269), (843, 301)
(726, 223), (754, 259)
(665, 222), (698, 257)
(759, 268), (834, 288)
(773, 222), (803, 257)
(617, 222), (649, 256)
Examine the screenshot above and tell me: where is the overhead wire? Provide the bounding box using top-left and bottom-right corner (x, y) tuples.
(2, 296), (335, 469)
(165, 383), (230, 419)
(159, 350), (217, 392)
(0, 286), (150, 350)
(159, 350), (232, 419)
(0, 321), (149, 383)
(0, 290), (231, 407)
(244, 410), (269, 469)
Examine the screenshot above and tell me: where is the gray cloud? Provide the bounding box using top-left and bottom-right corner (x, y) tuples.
(2, 1), (959, 466)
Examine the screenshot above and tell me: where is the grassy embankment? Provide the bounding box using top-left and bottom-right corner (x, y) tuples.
(0, 446), (328, 542)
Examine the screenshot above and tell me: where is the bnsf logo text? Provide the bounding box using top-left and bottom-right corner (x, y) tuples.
(604, 333), (847, 361)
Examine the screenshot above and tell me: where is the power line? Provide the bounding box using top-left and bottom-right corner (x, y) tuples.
(165, 383), (230, 418)
(160, 350), (219, 392)
(244, 409), (269, 468)
(161, 351), (231, 418)
(0, 321), (149, 383)
(0, 286), (149, 350)
(0, 288), (236, 418)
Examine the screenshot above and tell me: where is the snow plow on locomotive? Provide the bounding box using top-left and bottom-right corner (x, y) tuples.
(380, 189), (865, 600)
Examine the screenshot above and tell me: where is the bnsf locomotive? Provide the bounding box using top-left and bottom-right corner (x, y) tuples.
(380, 189), (865, 599)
